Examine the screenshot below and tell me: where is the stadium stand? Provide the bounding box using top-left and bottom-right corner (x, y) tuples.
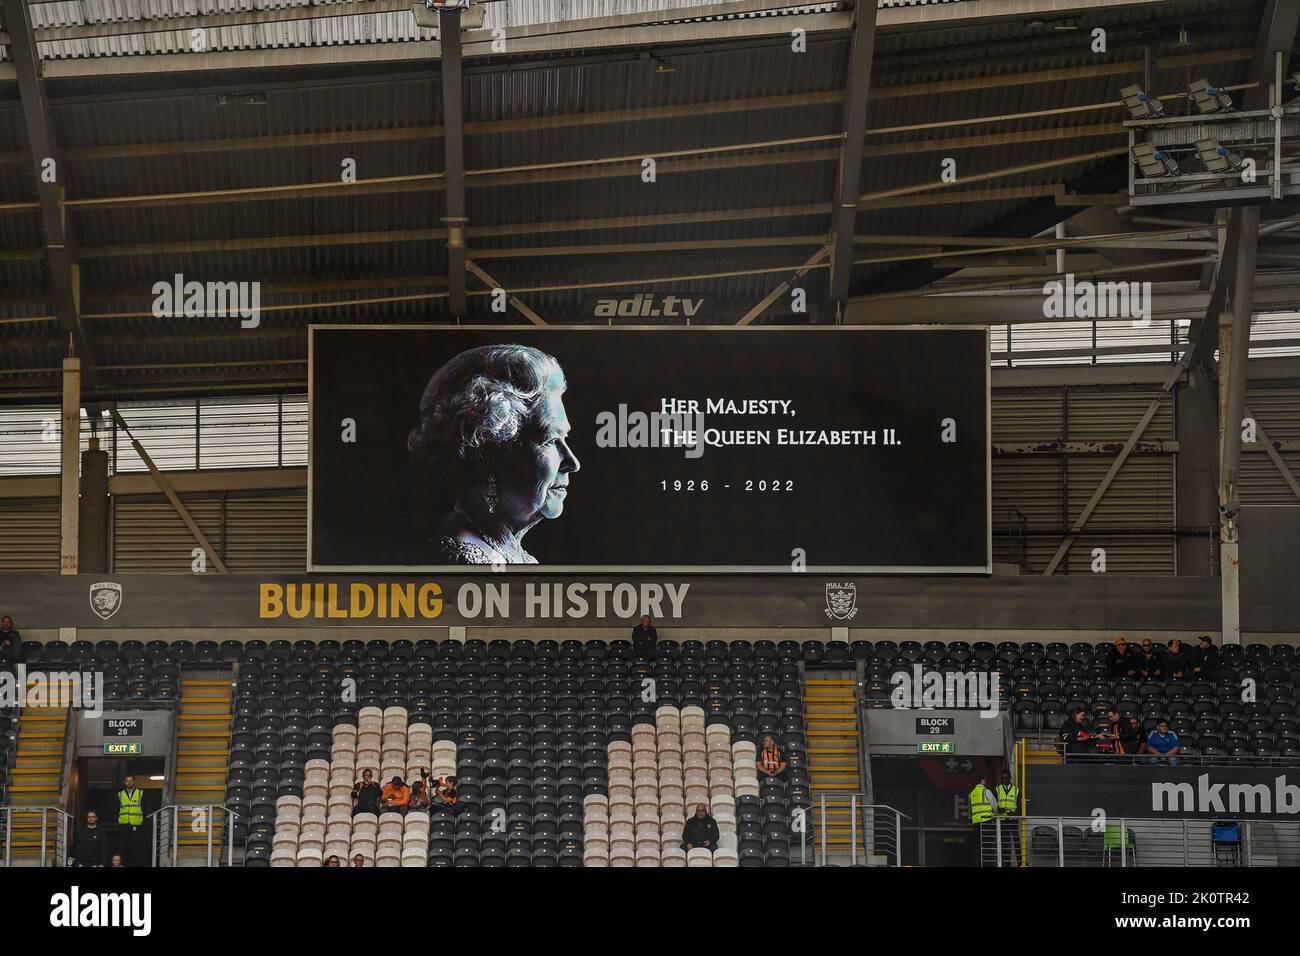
(222, 636), (812, 866)
(859, 638), (1300, 763)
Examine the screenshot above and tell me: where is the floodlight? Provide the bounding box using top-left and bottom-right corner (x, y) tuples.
(1188, 78), (1233, 114)
(1131, 142), (1179, 177)
(413, 0), (482, 29)
(1194, 138), (1242, 173)
(1120, 84), (1165, 120)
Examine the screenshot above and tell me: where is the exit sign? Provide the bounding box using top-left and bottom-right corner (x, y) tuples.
(917, 741), (955, 754)
(104, 742), (141, 755)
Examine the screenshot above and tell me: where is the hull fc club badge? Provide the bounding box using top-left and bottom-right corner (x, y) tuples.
(90, 582), (124, 621)
(824, 582), (858, 621)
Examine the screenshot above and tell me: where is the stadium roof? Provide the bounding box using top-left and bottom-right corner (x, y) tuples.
(0, 0), (1292, 401)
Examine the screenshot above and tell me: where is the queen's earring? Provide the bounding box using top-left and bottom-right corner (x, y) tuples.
(485, 474), (499, 515)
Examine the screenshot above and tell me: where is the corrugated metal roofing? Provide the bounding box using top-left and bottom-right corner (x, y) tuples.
(0, 0), (1289, 398)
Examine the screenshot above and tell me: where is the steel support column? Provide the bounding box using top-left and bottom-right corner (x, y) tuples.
(59, 358), (80, 575)
(1218, 206), (1260, 645)
(440, 11), (468, 318)
(827, 0), (878, 312)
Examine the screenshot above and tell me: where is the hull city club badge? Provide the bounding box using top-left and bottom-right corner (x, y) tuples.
(89, 582), (124, 621)
(824, 582), (858, 621)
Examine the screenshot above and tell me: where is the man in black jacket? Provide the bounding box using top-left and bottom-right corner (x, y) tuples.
(681, 803), (720, 853)
(0, 616), (20, 671)
(1059, 709), (1094, 760)
(1190, 636), (1218, 681)
(71, 810), (110, 867)
(631, 615), (658, 659)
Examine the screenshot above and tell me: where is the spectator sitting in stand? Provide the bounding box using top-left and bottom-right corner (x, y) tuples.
(351, 768), (382, 817)
(408, 779), (431, 812)
(1138, 639), (1164, 680)
(351, 853), (366, 868)
(109, 854), (125, 868)
(756, 734), (788, 780)
(681, 803), (720, 853)
(631, 615), (658, 659)
(1163, 639), (1190, 680)
(381, 775), (411, 814)
(1190, 636), (1218, 681)
(1145, 719), (1181, 766)
(432, 775), (459, 812)
(1108, 638), (1137, 680)
(1120, 715), (1146, 759)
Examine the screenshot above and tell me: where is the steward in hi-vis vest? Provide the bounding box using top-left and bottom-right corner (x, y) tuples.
(969, 778), (994, 825)
(117, 781), (144, 826)
(996, 774), (1020, 815)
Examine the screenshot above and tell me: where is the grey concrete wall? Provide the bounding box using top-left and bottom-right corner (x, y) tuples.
(865, 708), (1009, 757)
(74, 709), (174, 761)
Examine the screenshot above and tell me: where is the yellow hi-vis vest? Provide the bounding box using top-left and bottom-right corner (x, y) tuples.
(969, 784), (993, 824)
(118, 788), (143, 826)
(996, 783), (1019, 814)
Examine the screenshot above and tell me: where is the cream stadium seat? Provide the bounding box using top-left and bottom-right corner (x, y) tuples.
(296, 847), (324, 866)
(713, 848), (739, 867)
(583, 847), (610, 866)
(609, 805), (635, 829)
(633, 806), (659, 828)
(635, 845), (661, 867)
(270, 846), (297, 867)
(661, 846), (687, 867)
(609, 843), (636, 866)
(683, 751), (709, 772)
(632, 768), (658, 790)
(686, 847), (713, 867)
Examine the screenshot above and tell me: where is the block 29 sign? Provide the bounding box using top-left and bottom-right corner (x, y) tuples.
(104, 718), (142, 737)
(916, 717), (954, 736)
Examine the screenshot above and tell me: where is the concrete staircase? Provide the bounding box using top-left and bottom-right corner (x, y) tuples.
(172, 671), (233, 863)
(1022, 739), (1063, 766)
(804, 671), (863, 858)
(3, 706), (69, 864)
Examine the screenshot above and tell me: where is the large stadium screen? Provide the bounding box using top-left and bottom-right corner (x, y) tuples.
(309, 326), (989, 572)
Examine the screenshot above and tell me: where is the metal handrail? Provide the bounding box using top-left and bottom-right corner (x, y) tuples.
(0, 805), (72, 867)
(1028, 737), (1300, 768)
(148, 804), (240, 867)
(812, 792), (908, 867)
(988, 813), (1291, 867)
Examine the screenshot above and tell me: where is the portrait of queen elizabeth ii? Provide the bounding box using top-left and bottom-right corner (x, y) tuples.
(406, 344), (581, 564)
